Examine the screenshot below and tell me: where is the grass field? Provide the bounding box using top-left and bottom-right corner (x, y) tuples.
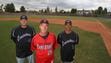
(0, 15), (111, 28)
(0, 20), (111, 63)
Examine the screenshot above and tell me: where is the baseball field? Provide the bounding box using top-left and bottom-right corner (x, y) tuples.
(0, 15), (111, 63)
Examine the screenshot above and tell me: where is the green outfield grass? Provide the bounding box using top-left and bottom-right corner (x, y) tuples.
(0, 20), (111, 63)
(95, 18), (111, 28)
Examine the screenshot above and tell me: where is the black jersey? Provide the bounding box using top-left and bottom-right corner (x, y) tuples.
(11, 25), (36, 58)
(57, 31), (79, 62)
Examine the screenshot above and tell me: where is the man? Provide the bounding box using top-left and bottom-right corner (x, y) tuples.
(31, 19), (58, 63)
(11, 15), (35, 63)
(57, 20), (79, 63)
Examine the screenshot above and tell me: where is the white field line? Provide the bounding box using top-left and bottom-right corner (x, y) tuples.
(98, 21), (111, 36)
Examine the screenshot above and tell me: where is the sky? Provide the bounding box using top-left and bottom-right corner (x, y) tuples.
(0, 0), (111, 11)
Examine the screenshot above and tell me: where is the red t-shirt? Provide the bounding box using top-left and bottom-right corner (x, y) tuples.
(31, 32), (58, 63)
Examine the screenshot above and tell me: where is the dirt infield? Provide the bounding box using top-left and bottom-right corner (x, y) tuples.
(0, 18), (111, 56)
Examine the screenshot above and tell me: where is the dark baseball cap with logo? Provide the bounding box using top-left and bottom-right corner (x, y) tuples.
(20, 15), (28, 20)
(40, 19), (49, 24)
(65, 20), (72, 25)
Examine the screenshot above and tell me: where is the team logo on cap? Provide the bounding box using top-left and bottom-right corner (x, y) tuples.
(67, 20), (71, 23)
(65, 20), (72, 25)
(40, 19), (49, 24)
(44, 20), (47, 22)
(20, 15), (27, 20)
(22, 16), (26, 18)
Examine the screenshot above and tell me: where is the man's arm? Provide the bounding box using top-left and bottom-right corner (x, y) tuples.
(75, 33), (79, 44)
(32, 27), (36, 37)
(11, 28), (17, 43)
(57, 33), (62, 45)
(30, 37), (36, 51)
(54, 35), (58, 49)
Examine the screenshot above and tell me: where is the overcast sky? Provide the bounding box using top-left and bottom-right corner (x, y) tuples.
(0, 0), (111, 11)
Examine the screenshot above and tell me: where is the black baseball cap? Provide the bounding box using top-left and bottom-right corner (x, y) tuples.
(40, 19), (49, 24)
(65, 20), (72, 25)
(20, 15), (28, 20)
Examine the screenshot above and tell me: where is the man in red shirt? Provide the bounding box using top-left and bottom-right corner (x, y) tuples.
(31, 19), (58, 63)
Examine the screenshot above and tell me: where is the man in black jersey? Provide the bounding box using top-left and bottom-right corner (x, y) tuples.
(57, 20), (79, 63)
(11, 15), (36, 63)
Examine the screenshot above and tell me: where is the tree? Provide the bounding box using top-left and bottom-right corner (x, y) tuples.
(71, 8), (77, 14)
(102, 8), (107, 14)
(55, 6), (58, 13)
(44, 9), (47, 13)
(0, 4), (3, 12)
(20, 6), (26, 12)
(59, 10), (65, 13)
(39, 9), (43, 13)
(97, 6), (103, 15)
(4, 3), (15, 12)
(94, 6), (108, 15)
(46, 6), (50, 13)
(10, 3), (15, 12)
